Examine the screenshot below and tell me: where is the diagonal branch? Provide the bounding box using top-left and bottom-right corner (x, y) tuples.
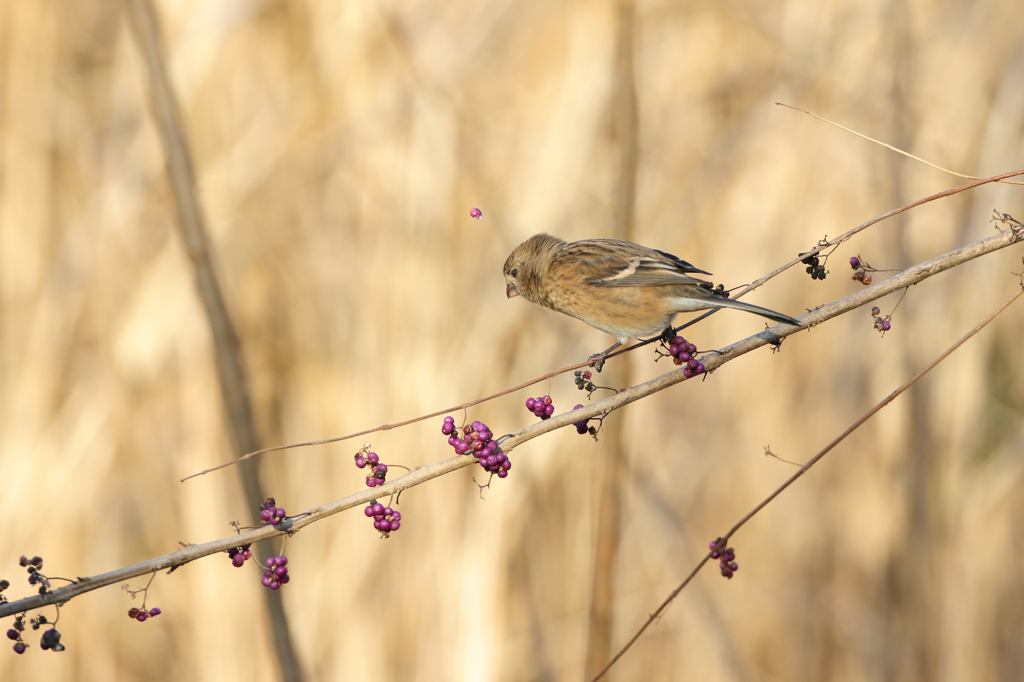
(1, 225), (1019, 621)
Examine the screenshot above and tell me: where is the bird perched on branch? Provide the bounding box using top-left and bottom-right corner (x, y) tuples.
(503, 234), (801, 367)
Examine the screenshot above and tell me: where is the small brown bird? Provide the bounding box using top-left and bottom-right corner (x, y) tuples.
(503, 234), (801, 363)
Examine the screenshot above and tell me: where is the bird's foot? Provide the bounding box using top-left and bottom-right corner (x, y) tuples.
(587, 342), (622, 373)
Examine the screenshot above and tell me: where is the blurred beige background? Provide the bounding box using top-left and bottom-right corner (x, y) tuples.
(3, 0), (1024, 680)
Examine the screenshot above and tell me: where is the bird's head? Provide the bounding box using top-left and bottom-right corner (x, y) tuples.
(503, 233), (565, 302)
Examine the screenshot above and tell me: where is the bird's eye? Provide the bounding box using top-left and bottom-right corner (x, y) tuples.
(511, 268), (518, 277)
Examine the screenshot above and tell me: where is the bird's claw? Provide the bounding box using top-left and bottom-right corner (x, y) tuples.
(588, 353), (607, 373)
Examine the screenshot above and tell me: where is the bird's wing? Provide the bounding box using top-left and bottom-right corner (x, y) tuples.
(557, 240), (711, 288)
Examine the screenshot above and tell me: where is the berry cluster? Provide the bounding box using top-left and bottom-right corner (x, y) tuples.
(6, 612), (63, 654)
(261, 556), (290, 590)
(664, 336), (706, 378)
(39, 628), (63, 652)
(469, 207), (483, 220)
(127, 606), (161, 623)
(442, 417), (512, 478)
(228, 543), (253, 568)
(572, 405), (594, 435)
(364, 501), (402, 536)
(354, 444), (388, 487)
(259, 498), (288, 526)
(709, 538), (739, 579)
(871, 306), (892, 333)
(850, 256), (873, 285)
(19, 555), (51, 595)
(526, 395), (555, 420)
(701, 281), (732, 298)
(574, 369), (595, 394)
(5, 623), (26, 654)
(801, 253), (827, 280)
(5, 611), (26, 655)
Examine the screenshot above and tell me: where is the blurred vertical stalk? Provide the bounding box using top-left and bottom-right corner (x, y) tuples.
(584, 0), (637, 678)
(122, 1), (304, 680)
(880, 4), (940, 681)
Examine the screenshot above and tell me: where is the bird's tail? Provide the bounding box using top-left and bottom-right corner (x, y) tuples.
(704, 296), (802, 326)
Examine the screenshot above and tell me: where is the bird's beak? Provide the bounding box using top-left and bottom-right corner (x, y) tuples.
(506, 283), (520, 299)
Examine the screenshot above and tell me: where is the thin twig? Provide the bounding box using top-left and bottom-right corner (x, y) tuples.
(777, 103), (1024, 185)
(2, 226), (1019, 621)
(589, 285), (1024, 682)
(183, 168), (1024, 481)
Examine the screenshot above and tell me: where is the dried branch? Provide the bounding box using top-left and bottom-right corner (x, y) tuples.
(2, 224), (1019, 621)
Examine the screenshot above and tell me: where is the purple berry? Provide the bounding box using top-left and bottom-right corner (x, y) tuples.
(149, 608), (161, 617)
(275, 566), (288, 577)
(850, 256), (860, 268)
(544, 404), (554, 416)
(13, 642), (26, 654)
(882, 320), (891, 331)
(470, 207), (483, 219)
(390, 520), (401, 531)
(232, 555), (245, 568)
(270, 581), (280, 590)
(364, 505), (374, 517)
(441, 423), (453, 435)
(136, 611), (148, 622)
(391, 511), (401, 521)
(260, 509), (272, 522)
(280, 575), (290, 584)
(696, 362), (705, 374)
(678, 352), (691, 363)
(525, 397), (536, 410)
(683, 367), (695, 379)
(6, 629), (17, 641)
(497, 469), (508, 478)
(355, 455), (366, 468)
